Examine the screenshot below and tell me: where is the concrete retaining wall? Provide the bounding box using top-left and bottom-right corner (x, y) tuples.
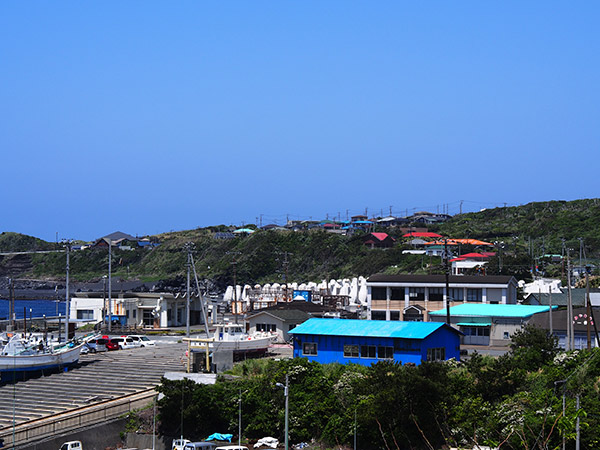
(14, 418), (127, 450)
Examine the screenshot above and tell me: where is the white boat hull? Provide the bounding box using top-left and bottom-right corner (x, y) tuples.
(0, 345), (82, 373)
(209, 335), (273, 353)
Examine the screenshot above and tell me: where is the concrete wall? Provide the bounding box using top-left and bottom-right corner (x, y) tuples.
(17, 418), (127, 450)
(126, 432), (170, 450)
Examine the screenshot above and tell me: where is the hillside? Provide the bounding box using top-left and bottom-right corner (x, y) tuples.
(435, 199), (600, 256)
(1, 198), (599, 288)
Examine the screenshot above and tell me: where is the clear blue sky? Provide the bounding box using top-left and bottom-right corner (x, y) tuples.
(1, 2), (598, 242)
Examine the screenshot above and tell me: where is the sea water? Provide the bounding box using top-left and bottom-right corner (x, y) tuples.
(0, 299), (66, 320)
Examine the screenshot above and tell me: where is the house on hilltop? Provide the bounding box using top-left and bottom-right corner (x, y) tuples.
(362, 232), (395, 249)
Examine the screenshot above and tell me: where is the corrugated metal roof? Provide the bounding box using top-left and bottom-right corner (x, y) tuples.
(429, 303), (555, 318)
(289, 318), (447, 339)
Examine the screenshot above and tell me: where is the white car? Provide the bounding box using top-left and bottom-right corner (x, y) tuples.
(110, 336), (139, 350)
(173, 438), (191, 450)
(129, 335), (156, 347)
(60, 441), (83, 450)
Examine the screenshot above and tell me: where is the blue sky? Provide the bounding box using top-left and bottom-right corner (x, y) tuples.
(1, 2), (598, 242)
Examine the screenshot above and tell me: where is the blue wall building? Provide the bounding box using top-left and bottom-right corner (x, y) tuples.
(290, 318), (462, 366)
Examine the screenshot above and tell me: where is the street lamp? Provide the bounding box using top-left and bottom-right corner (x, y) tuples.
(276, 374), (289, 450)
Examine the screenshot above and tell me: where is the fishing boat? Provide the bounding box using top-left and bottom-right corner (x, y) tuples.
(209, 323), (276, 353)
(0, 333), (83, 379)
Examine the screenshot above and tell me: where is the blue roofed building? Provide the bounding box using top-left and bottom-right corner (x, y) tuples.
(429, 303), (556, 347)
(290, 318), (462, 366)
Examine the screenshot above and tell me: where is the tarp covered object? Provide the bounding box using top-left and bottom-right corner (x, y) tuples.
(206, 433), (233, 442)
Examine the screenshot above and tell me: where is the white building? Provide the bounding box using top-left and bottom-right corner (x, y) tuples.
(367, 274), (518, 322)
(70, 292), (208, 329)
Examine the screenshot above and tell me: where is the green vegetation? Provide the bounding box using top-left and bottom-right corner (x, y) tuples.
(0, 231), (56, 252)
(1, 199), (599, 286)
(156, 327), (600, 449)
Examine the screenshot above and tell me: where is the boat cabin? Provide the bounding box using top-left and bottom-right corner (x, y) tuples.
(214, 323), (246, 341)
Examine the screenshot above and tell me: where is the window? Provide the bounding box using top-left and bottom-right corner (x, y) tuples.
(133, 309), (137, 319)
(390, 311), (400, 321)
(503, 331), (510, 339)
(462, 326), (490, 336)
(449, 288), (463, 302)
(76, 310), (94, 320)
(360, 345), (376, 358)
(343, 345), (359, 358)
(288, 324), (296, 331)
(371, 287), (387, 300)
(390, 287), (405, 300)
(256, 323), (277, 332)
(302, 342), (317, 355)
(427, 347), (446, 361)
(403, 309), (423, 322)
(429, 287), (444, 301)
(467, 288), (482, 302)
(409, 287), (425, 300)
(371, 311), (386, 321)
(126, 310), (130, 319)
(378, 346), (394, 359)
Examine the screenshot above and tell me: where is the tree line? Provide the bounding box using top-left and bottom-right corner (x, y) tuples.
(155, 327), (600, 449)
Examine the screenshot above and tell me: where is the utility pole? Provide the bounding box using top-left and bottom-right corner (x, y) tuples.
(238, 389), (242, 447)
(108, 239), (112, 332)
(444, 238), (451, 325)
(586, 272), (591, 350)
(566, 252), (573, 351)
(276, 374), (289, 450)
(102, 275), (107, 328)
(8, 278), (14, 331)
(578, 237), (583, 275)
(64, 240), (72, 342)
(185, 243), (193, 337)
(549, 289), (553, 336)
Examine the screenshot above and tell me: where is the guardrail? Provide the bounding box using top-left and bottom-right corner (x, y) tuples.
(0, 388), (157, 449)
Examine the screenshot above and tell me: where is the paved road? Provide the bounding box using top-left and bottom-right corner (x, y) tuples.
(0, 341), (187, 431)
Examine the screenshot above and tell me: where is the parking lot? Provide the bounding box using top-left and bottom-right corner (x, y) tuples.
(0, 341), (187, 431)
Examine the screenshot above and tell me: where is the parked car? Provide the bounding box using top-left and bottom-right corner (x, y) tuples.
(172, 438), (191, 450)
(110, 336), (137, 350)
(129, 335), (156, 347)
(60, 441), (83, 450)
(214, 446), (248, 450)
(102, 336), (120, 351)
(85, 337), (108, 353)
(184, 442), (216, 450)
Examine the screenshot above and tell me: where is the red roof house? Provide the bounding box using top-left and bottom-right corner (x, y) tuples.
(363, 233), (396, 249)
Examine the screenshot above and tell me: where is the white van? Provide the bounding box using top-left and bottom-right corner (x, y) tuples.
(60, 441), (83, 450)
(173, 438), (191, 450)
(184, 442), (217, 450)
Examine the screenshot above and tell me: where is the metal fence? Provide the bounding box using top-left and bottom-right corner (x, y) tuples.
(0, 389), (156, 449)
